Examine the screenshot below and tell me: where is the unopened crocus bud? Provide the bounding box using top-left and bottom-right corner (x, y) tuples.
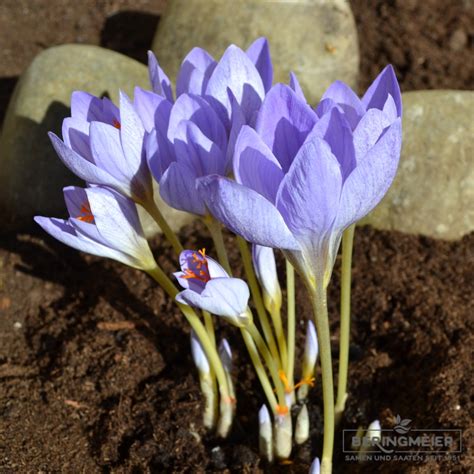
(298, 320), (318, 401)
(259, 404), (273, 462)
(190, 331), (217, 430)
(219, 338), (236, 403)
(359, 420), (382, 457)
(309, 457), (321, 474)
(252, 244), (282, 313)
(295, 403), (309, 445)
(274, 410), (292, 460)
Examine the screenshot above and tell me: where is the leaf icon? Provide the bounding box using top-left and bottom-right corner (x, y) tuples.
(400, 418), (412, 427)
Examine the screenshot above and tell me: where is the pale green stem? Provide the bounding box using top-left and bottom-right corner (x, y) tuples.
(271, 306), (288, 375)
(335, 224), (355, 425)
(247, 322), (286, 409)
(236, 236), (282, 370)
(308, 282), (335, 474)
(286, 260), (296, 387)
(203, 216), (232, 275)
(240, 328), (279, 414)
(143, 199), (183, 255)
(203, 310), (216, 348)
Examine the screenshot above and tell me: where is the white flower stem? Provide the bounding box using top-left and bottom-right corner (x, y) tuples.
(335, 224), (355, 425)
(142, 198), (183, 255)
(309, 282), (335, 474)
(237, 236), (283, 370)
(286, 260), (296, 388)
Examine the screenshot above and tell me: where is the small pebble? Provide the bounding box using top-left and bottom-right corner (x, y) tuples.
(449, 29), (467, 51)
(13, 321), (22, 330)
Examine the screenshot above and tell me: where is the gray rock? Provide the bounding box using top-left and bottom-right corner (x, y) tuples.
(152, 0), (359, 105)
(361, 90), (474, 240)
(0, 44), (193, 235)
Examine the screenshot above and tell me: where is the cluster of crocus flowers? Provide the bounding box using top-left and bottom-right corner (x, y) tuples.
(35, 37), (401, 473)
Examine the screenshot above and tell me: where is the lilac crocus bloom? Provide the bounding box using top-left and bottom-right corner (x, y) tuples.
(174, 250), (250, 327)
(34, 186), (155, 271)
(141, 38), (273, 216)
(198, 66), (402, 287)
(50, 91), (153, 206)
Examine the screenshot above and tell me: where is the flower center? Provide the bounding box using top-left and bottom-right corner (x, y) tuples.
(183, 249), (210, 283)
(76, 202), (94, 223)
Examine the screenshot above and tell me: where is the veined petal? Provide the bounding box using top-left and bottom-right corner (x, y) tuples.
(289, 72), (306, 102)
(382, 93), (398, 122)
(306, 108), (356, 180)
(276, 135), (342, 243)
(146, 128), (175, 181)
(246, 37), (273, 92)
(336, 118), (402, 228)
(321, 80), (365, 128)
(176, 47), (217, 96)
(34, 216), (131, 264)
(176, 277), (249, 321)
(198, 175), (300, 250)
(49, 132), (127, 194)
(86, 187), (155, 270)
(70, 91), (120, 124)
(62, 117), (92, 161)
(147, 51), (174, 102)
(63, 186), (89, 219)
(353, 108), (391, 163)
(205, 44), (265, 123)
(234, 125), (284, 203)
(315, 98), (337, 118)
(256, 84), (318, 172)
(160, 161), (206, 215)
(362, 65), (402, 117)
(133, 86), (172, 132)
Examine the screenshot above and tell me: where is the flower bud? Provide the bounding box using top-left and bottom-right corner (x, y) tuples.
(258, 404), (273, 462)
(274, 411), (292, 459)
(252, 244), (282, 313)
(295, 403), (309, 444)
(309, 457), (320, 474)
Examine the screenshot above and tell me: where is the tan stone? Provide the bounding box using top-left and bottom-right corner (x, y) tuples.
(361, 90), (474, 240)
(152, 0), (359, 105)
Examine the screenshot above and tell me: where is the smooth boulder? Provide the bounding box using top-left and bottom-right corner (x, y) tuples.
(361, 90), (474, 240)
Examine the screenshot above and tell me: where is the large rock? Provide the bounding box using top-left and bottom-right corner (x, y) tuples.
(0, 44), (193, 235)
(361, 90), (474, 240)
(152, 0), (359, 105)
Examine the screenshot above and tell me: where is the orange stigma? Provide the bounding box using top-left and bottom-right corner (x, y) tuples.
(76, 202), (94, 223)
(182, 249), (210, 283)
(294, 375), (316, 390)
(112, 119), (121, 129)
(278, 370), (293, 394)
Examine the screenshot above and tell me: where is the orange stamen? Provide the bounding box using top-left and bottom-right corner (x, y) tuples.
(276, 404), (289, 416)
(112, 119), (121, 129)
(294, 376), (316, 390)
(76, 202), (94, 223)
(278, 370), (293, 394)
(182, 249), (210, 283)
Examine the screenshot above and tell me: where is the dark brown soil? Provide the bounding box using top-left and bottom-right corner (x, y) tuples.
(0, 0), (473, 473)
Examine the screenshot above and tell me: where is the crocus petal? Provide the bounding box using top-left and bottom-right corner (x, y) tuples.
(225, 90), (247, 173)
(289, 72), (306, 102)
(219, 338), (233, 372)
(246, 37), (273, 92)
(382, 93), (398, 122)
(147, 51), (174, 102)
(71, 91), (120, 124)
(175, 120), (226, 176)
(255, 84), (318, 172)
(133, 86), (172, 132)
(168, 94), (227, 152)
(309, 457), (321, 474)
(34, 216), (131, 264)
(336, 118), (402, 228)
(62, 117), (92, 161)
(321, 80), (365, 128)
(352, 108), (391, 163)
(276, 135), (342, 253)
(198, 175), (300, 250)
(190, 330), (210, 374)
(306, 108), (356, 180)
(146, 128), (175, 181)
(176, 47), (217, 96)
(86, 187), (155, 270)
(234, 125), (284, 203)
(205, 44), (265, 123)
(63, 186), (88, 218)
(315, 98), (337, 118)
(362, 65), (402, 117)
(176, 277), (249, 321)
(160, 161), (206, 215)
(207, 255), (229, 279)
(49, 132), (126, 194)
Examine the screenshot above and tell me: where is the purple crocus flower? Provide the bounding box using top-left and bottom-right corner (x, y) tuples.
(141, 38), (273, 216)
(198, 66), (402, 286)
(174, 249), (250, 326)
(34, 186), (155, 270)
(50, 91), (153, 206)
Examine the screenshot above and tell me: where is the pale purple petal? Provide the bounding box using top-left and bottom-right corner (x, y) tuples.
(205, 44), (265, 123)
(315, 98), (337, 118)
(71, 91), (119, 124)
(233, 125), (284, 203)
(176, 47), (217, 96)
(362, 65), (402, 117)
(133, 86), (172, 132)
(336, 118), (402, 228)
(146, 128), (175, 181)
(382, 93), (398, 122)
(62, 117), (92, 160)
(289, 72), (306, 102)
(63, 186), (88, 218)
(160, 161), (206, 215)
(246, 37), (273, 92)
(198, 176), (300, 250)
(147, 51), (174, 102)
(255, 84), (318, 172)
(176, 277), (249, 319)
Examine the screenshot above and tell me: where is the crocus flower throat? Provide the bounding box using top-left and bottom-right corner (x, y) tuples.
(182, 249), (211, 285)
